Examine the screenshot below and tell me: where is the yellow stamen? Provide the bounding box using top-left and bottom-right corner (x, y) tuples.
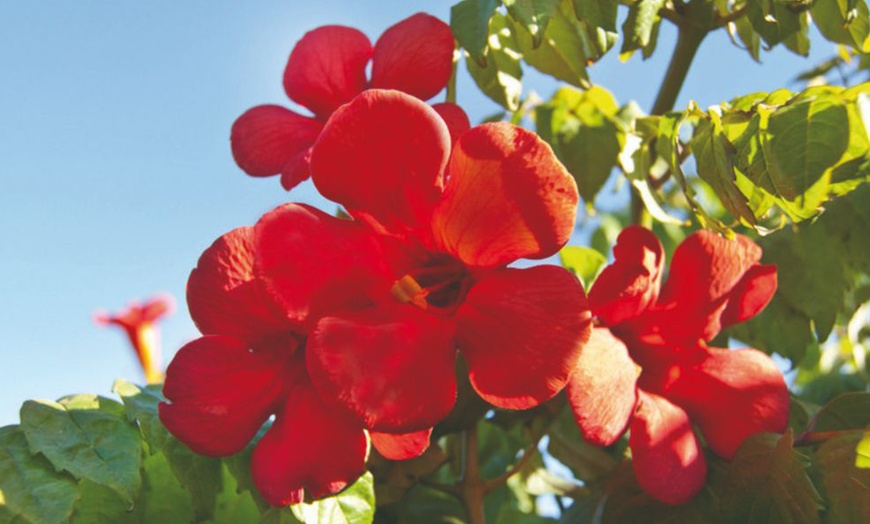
(391, 275), (429, 309)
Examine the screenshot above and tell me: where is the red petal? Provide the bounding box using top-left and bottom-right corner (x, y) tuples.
(230, 105), (321, 177)
(254, 204), (393, 324)
(630, 391), (707, 505)
(279, 147), (312, 191)
(720, 264), (777, 329)
(566, 328), (638, 446)
(370, 13), (455, 101)
(307, 303), (457, 433)
(658, 230), (769, 341)
(643, 346), (789, 459)
(159, 335), (295, 456)
(457, 266), (591, 409)
(431, 102), (471, 144)
(310, 90), (450, 234)
(251, 376), (367, 506)
(187, 227), (292, 345)
(588, 226), (664, 326)
(370, 428), (432, 460)
(283, 26), (372, 119)
(431, 122), (578, 268)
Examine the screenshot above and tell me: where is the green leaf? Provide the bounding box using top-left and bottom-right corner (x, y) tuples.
(451, 0), (500, 66)
(713, 431), (823, 523)
(734, 15), (761, 62)
(536, 86), (622, 204)
(747, 0), (808, 52)
(620, 0), (665, 54)
(503, 0), (560, 46)
(559, 246), (606, 290)
(130, 451), (196, 524)
(466, 14), (523, 110)
(69, 480), (131, 524)
(114, 380), (224, 520)
(19, 395), (142, 504)
(809, 392), (870, 432)
(811, 0), (870, 51)
(692, 112), (757, 225)
(290, 472), (375, 524)
(815, 431), (870, 523)
(573, 0), (619, 58)
(204, 465), (260, 524)
(0, 426), (78, 524)
(508, 4), (589, 88)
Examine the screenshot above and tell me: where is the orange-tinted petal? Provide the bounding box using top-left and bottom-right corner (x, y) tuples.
(370, 13), (455, 101)
(310, 90), (450, 234)
(159, 335), (295, 456)
(251, 376), (367, 506)
(588, 226), (663, 326)
(431, 102), (471, 144)
(431, 123), (578, 268)
(254, 203), (393, 324)
(308, 303), (457, 433)
(370, 428), (432, 460)
(457, 266), (591, 409)
(187, 227), (291, 345)
(630, 391), (707, 505)
(566, 328), (638, 446)
(283, 26), (372, 119)
(658, 230), (771, 341)
(230, 105), (321, 177)
(644, 346), (789, 459)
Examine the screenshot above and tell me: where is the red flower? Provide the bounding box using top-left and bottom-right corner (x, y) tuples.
(255, 89), (592, 434)
(158, 226), (431, 506)
(95, 294), (174, 384)
(566, 226), (789, 504)
(231, 13), (467, 190)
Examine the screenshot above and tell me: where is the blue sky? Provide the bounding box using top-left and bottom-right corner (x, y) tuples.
(0, 2), (833, 424)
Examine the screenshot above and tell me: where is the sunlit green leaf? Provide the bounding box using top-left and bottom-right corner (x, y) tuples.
(508, 4), (589, 87)
(503, 0), (560, 46)
(451, 0), (500, 66)
(747, 0), (808, 53)
(559, 246), (606, 290)
(812, 0), (870, 51)
(0, 426), (78, 524)
(466, 14), (523, 110)
(572, 0), (619, 58)
(19, 395), (142, 504)
(621, 0), (665, 55)
(290, 472), (375, 524)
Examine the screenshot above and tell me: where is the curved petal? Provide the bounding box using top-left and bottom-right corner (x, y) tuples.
(431, 122), (578, 268)
(431, 102), (471, 145)
(251, 376), (367, 506)
(370, 428), (432, 460)
(457, 266), (591, 409)
(283, 26), (372, 119)
(159, 335), (295, 456)
(629, 391), (707, 505)
(657, 230), (769, 341)
(588, 226), (663, 326)
(720, 264), (777, 329)
(254, 203), (394, 324)
(566, 328), (638, 446)
(310, 90), (450, 234)
(370, 13), (455, 101)
(230, 105), (321, 177)
(308, 303), (457, 433)
(279, 147), (312, 191)
(644, 346), (789, 459)
(187, 227), (292, 345)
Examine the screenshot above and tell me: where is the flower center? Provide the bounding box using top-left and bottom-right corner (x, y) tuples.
(390, 255), (471, 313)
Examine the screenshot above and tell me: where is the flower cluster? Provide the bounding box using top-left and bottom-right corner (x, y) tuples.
(159, 11), (790, 509)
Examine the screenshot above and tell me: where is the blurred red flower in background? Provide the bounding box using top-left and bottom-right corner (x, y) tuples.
(255, 90), (591, 435)
(230, 12), (466, 190)
(566, 226), (789, 504)
(95, 294), (174, 384)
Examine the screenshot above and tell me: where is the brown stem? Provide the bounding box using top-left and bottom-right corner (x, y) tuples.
(794, 429), (860, 446)
(459, 426), (487, 524)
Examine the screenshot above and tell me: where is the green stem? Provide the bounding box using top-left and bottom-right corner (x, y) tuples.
(446, 46), (458, 104)
(630, 18), (708, 226)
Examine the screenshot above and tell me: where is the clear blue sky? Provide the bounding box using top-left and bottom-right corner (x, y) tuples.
(0, 1), (832, 424)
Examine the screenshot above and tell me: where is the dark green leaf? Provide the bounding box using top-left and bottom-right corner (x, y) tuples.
(734, 15), (761, 62)
(0, 426), (78, 524)
(70, 480), (131, 524)
(809, 392), (870, 432)
(503, 0), (560, 46)
(466, 14), (523, 110)
(19, 395), (142, 504)
(508, 5), (589, 87)
(713, 431), (823, 523)
(559, 246), (606, 290)
(290, 472), (375, 524)
(815, 431), (870, 523)
(747, 0), (808, 52)
(811, 0), (870, 51)
(621, 0), (666, 54)
(130, 451), (196, 524)
(206, 465), (261, 524)
(451, 0), (500, 66)
(573, 0), (619, 58)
